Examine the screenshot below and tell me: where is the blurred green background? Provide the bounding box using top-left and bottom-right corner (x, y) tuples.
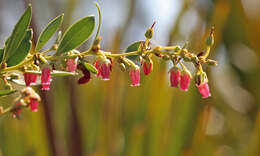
(1, 0), (260, 155)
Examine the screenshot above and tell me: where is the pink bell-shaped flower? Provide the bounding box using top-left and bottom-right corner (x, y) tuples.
(197, 82), (211, 98)
(29, 97), (39, 112)
(41, 67), (52, 91)
(180, 71), (191, 91)
(95, 58), (112, 80)
(143, 60), (153, 75)
(129, 67), (140, 87)
(24, 73), (38, 86)
(77, 64), (91, 84)
(169, 67), (181, 87)
(66, 58), (78, 72)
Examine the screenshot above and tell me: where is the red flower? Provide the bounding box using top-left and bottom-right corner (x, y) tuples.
(66, 59), (77, 72)
(143, 61), (153, 75)
(95, 60), (101, 77)
(41, 67), (52, 91)
(77, 64), (91, 84)
(29, 97), (39, 112)
(95, 59), (112, 80)
(196, 82), (211, 98)
(24, 73), (38, 86)
(180, 72), (191, 91)
(170, 67), (180, 87)
(12, 102), (23, 119)
(129, 67), (140, 87)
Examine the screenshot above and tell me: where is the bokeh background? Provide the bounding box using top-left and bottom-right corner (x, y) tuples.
(1, 0), (260, 155)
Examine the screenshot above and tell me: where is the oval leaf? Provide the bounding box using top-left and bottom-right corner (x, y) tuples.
(6, 29), (33, 67)
(0, 49), (3, 63)
(35, 14), (64, 52)
(25, 70), (76, 76)
(2, 5), (32, 62)
(0, 90), (17, 97)
(82, 62), (98, 74)
(51, 70), (77, 76)
(125, 41), (143, 62)
(57, 15), (95, 54)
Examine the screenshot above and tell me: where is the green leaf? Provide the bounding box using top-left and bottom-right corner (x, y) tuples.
(0, 49), (3, 63)
(57, 15), (95, 54)
(125, 41), (143, 62)
(25, 70), (76, 76)
(25, 70), (42, 75)
(2, 5), (32, 62)
(6, 29), (33, 67)
(0, 90), (17, 97)
(51, 70), (77, 76)
(82, 62), (98, 74)
(35, 14), (64, 52)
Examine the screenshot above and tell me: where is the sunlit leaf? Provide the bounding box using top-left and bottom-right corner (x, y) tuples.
(0, 90), (17, 97)
(125, 41), (143, 63)
(51, 70), (77, 76)
(25, 70), (76, 76)
(82, 62), (98, 74)
(35, 14), (64, 52)
(6, 29), (33, 67)
(2, 5), (32, 62)
(57, 15), (95, 54)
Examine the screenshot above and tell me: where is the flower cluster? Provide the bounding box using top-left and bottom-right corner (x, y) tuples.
(11, 87), (41, 118)
(0, 4), (217, 118)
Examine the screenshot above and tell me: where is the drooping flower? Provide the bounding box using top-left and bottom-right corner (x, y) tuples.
(41, 67), (52, 91)
(129, 67), (140, 87)
(29, 97), (39, 112)
(77, 64), (91, 84)
(180, 71), (191, 91)
(24, 73), (38, 86)
(143, 60), (153, 75)
(95, 58), (112, 80)
(12, 101), (23, 119)
(20, 87), (41, 112)
(169, 67), (181, 87)
(66, 58), (78, 72)
(95, 60), (101, 77)
(196, 82), (211, 98)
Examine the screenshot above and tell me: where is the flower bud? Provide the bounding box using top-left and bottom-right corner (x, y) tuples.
(119, 63), (126, 72)
(145, 28), (154, 39)
(206, 59), (218, 66)
(142, 59), (153, 75)
(206, 32), (214, 47)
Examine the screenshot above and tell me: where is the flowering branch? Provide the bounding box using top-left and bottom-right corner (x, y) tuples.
(0, 4), (217, 119)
